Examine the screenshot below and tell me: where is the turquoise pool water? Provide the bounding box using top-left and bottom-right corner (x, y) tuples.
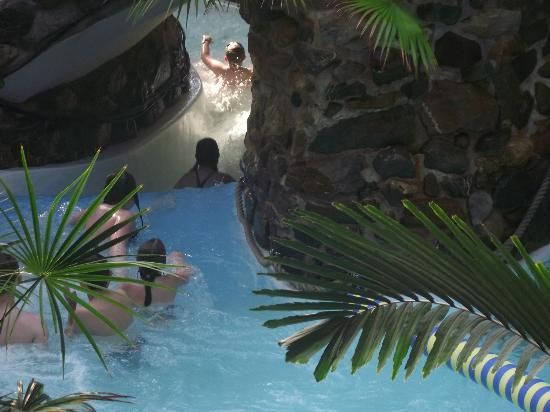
(0, 184), (523, 411)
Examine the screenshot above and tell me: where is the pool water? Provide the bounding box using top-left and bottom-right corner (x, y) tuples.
(0, 184), (520, 411)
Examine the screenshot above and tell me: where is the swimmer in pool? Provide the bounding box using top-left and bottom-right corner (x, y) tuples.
(71, 171), (143, 256)
(120, 238), (192, 307)
(200, 34), (252, 88)
(65, 254), (133, 337)
(0, 253), (48, 345)
(174, 137), (235, 189)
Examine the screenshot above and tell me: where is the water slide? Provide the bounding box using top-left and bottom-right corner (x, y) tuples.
(0, 0), (210, 196)
(0, 0), (178, 103)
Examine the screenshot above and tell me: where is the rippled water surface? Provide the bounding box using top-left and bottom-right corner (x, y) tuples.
(0, 184), (521, 411)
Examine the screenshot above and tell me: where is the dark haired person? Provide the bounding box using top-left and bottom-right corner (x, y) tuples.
(71, 171), (143, 256)
(0, 252), (47, 345)
(174, 137), (235, 189)
(120, 238), (192, 307)
(200, 34), (252, 87)
(65, 254), (133, 337)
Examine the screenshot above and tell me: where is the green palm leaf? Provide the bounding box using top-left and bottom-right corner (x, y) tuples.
(129, 0), (434, 72)
(254, 201), (550, 388)
(0, 379), (131, 411)
(0, 148), (189, 372)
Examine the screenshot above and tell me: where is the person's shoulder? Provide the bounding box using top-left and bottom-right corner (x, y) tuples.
(174, 171), (196, 189)
(116, 208), (135, 219)
(118, 283), (142, 304)
(119, 283), (133, 294)
(218, 172), (235, 183)
(110, 288), (134, 307)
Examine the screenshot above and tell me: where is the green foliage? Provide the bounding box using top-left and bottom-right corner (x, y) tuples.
(129, 0), (435, 73)
(0, 379), (131, 411)
(0, 147), (182, 372)
(253, 201), (550, 385)
(334, 0), (436, 72)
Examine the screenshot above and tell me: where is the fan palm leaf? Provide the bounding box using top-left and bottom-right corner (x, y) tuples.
(0, 147), (186, 372)
(129, 0), (434, 72)
(253, 201), (550, 387)
(0, 379), (131, 411)
(333, 0), (436, 72)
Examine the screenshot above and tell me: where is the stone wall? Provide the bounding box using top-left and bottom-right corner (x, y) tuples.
(0, 2), (190, 168)
(240, 0), (550, 253)
(0, 0), (109, 78)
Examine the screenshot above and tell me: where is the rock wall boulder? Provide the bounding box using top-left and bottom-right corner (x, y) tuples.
(241, 0), (550, 253)
(0, 7), (190, 168)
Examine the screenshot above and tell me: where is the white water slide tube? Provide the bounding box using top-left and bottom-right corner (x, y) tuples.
(0, 1), (213, 196)
(0, 0), (179, 103)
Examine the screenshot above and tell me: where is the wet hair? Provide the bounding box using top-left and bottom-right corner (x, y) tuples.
(103, 171), (143, 227)
(82, 254), (111, 293)
(0, 252), (18, 295)
(137, 238), (166, 307)
(225, 41), (245, 66)
(193, 137), (220, 172)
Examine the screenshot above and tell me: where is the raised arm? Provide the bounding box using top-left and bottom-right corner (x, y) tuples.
(167, 251), (193, 286)
(69, 209), (85, 225)
(201, 35), (227, 76)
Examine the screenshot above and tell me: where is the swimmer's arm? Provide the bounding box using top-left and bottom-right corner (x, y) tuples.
(201, 38), (226, 76)
(167, 251), (193, 286)
(69, 209), (85, 225)
(222, 173), (235, 183)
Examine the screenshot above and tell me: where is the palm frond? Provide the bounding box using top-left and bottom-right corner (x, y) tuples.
(0, 379), (131, 412)
(0, 148), (189, 371)
(333, 0), (436, 72)
(129, 0), (433, 72)
(254, 201), (550, 388)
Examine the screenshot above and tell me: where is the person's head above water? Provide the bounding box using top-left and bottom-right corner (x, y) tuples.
(103, 170), (143, 227)
(225, 41), (246, 67)
(104, 170), (139, 208)
(195, 137), (220, 171)
(0, 252), (18, 296)
(137, 238), (166, 307)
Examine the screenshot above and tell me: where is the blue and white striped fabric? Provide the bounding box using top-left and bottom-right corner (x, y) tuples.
(426, 335), (550, 412)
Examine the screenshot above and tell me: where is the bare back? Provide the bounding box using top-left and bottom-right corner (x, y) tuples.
(174, 168), (234, 189)
(72, 204), (136, 255)
(70, 290), (133, 337)
(0, 302), (47, 345)
(223, 66), (252, 88)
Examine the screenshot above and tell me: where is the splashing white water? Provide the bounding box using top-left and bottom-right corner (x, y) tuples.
(180, 4), (251, 180)
(190, 63), (251, 179)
